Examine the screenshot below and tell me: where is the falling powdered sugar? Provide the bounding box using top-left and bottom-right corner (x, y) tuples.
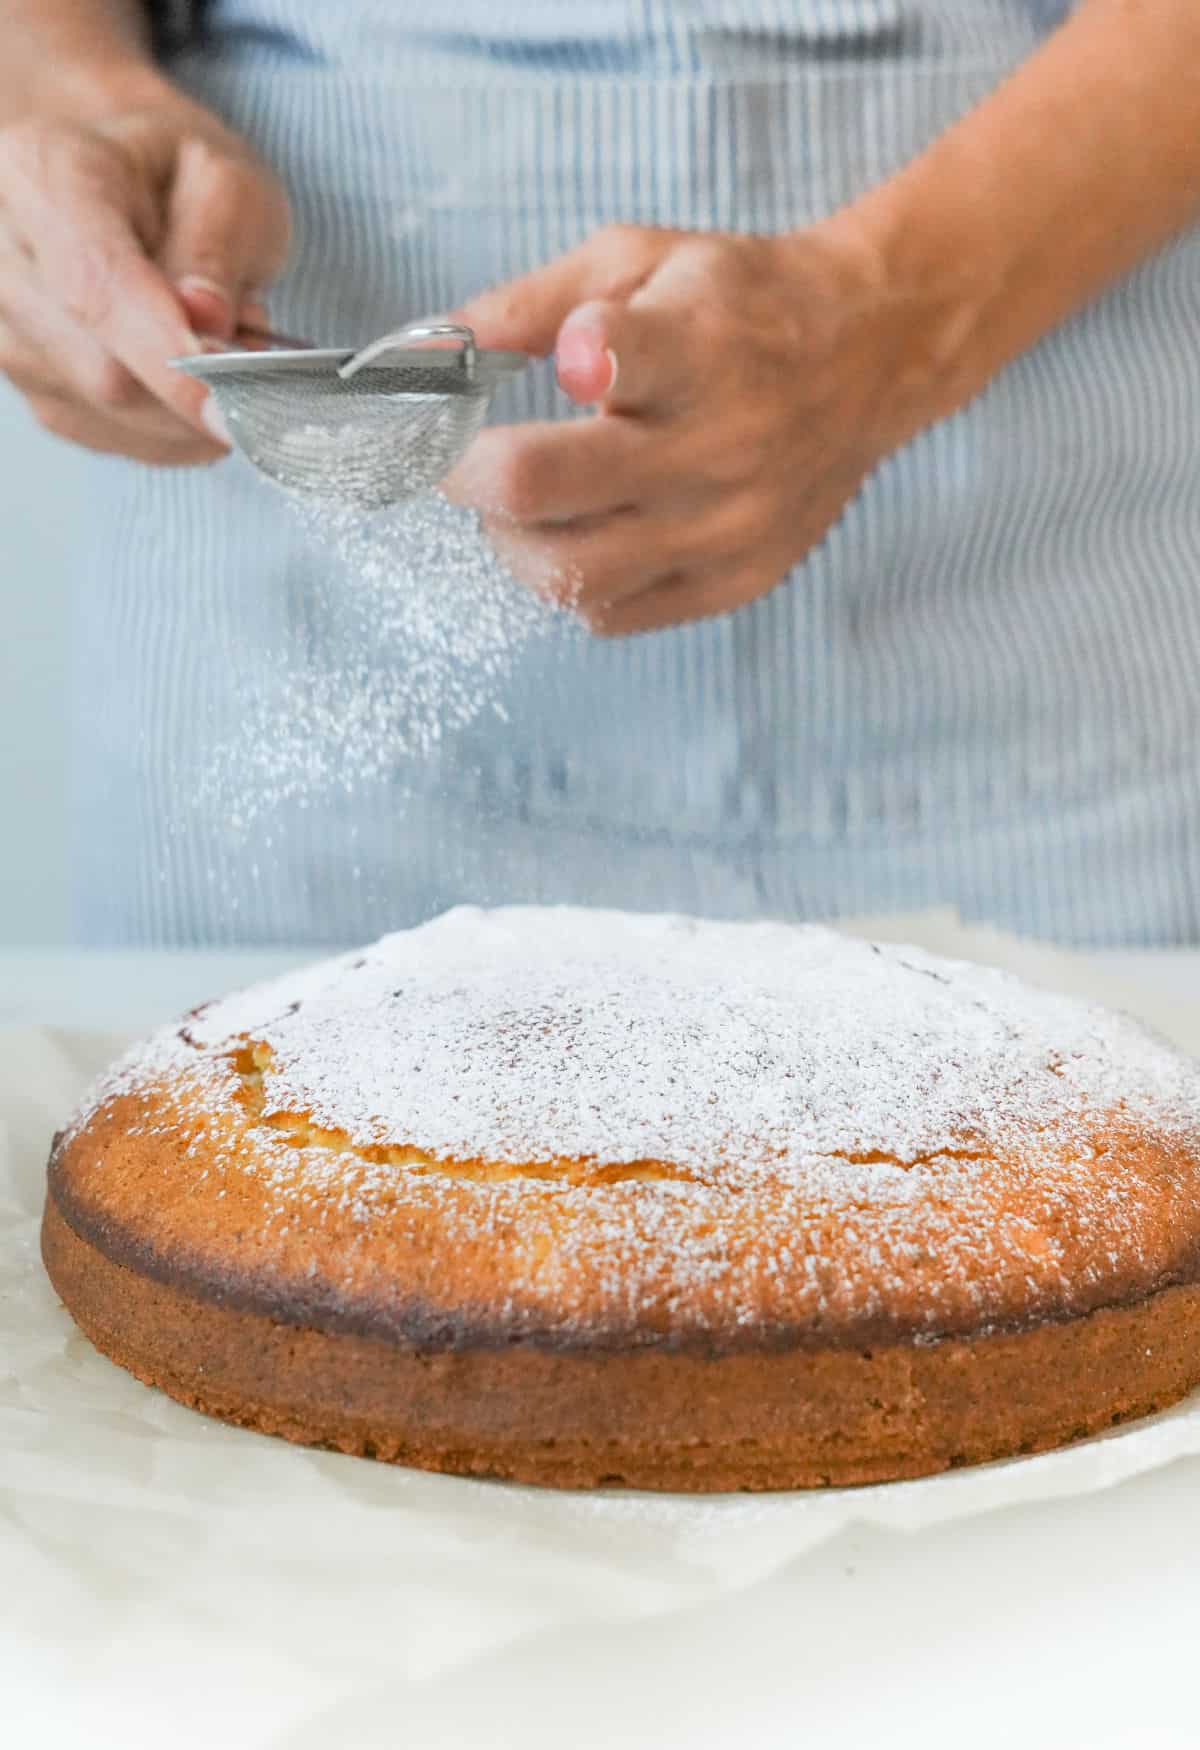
(198, 489), (561, 831)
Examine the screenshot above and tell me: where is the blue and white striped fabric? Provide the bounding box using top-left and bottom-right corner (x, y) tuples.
(70, 1), (1200, 946)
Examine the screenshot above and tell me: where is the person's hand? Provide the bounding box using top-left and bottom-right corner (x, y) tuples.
(446, 220), (948, 635)
(0, 88), (291, 463)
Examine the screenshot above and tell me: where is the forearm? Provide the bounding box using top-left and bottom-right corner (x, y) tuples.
(0, 1), (170, 123)
(844, 0), (1200, 425)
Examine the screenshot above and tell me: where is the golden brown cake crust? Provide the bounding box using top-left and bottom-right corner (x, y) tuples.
(41, 909), (1200, 1489)
(41, 1190), (1200, 1491)
(46, 1078), (1200, 1356)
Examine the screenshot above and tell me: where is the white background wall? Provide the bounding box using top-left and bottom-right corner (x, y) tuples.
(0, 383), (75, 945)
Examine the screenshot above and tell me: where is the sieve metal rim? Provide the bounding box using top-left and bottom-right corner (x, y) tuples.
(173, 346), (529, 395)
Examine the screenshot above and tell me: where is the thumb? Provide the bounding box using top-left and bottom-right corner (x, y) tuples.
(555, 297), (687, 413)
(455, 242), (613, 356)
(159, 138), (291, 341)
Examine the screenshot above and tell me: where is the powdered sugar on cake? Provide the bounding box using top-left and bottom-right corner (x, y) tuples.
(175, 907), (1199, 1174)
(66, 908), (1200, 1344)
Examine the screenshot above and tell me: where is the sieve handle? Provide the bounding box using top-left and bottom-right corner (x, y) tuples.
(338, 322), (478, 383)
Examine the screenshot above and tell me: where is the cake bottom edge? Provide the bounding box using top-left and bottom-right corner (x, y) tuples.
(40, 1188), (1200, 1493)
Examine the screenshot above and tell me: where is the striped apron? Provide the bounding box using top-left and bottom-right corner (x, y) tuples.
(70, 1), (1200, 946)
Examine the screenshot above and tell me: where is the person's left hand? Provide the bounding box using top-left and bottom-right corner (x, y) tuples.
(445, 219), (945, 635)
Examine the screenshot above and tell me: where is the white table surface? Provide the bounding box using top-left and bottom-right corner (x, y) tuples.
(5, 944), (1200, 1750)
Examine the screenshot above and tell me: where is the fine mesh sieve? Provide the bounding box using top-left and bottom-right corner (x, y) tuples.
(173, 323), (529, 510)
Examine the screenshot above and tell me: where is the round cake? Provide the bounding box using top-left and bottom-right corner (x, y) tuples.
(43, 907), (1200, 1491)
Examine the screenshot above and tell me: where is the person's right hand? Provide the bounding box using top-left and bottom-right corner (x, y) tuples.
(0, 88), (291, 463)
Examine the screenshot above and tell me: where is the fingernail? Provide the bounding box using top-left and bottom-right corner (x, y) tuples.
(556, 326), (615, 401)
(556, 326), (596, 375)
(177, 275), (234, 338)
(201, 397), (232, 446)
(178, 274), (230, 304)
